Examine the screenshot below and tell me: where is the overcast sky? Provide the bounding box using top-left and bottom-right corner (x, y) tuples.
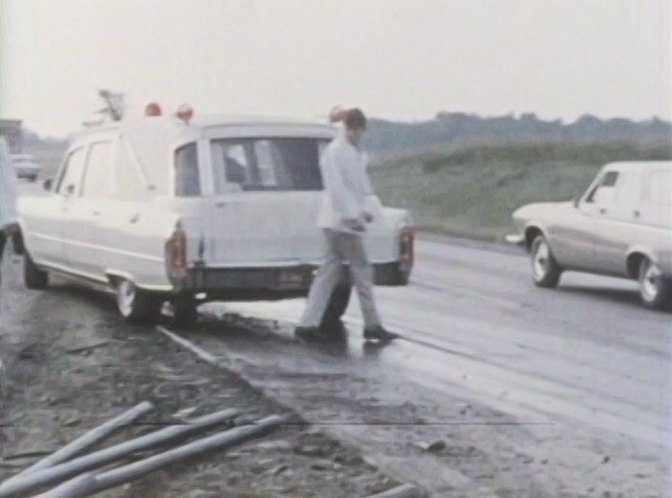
(0, 0), (670, 137)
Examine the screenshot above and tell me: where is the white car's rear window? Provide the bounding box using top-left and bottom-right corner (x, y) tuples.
(210, 137), (327, 194)
(173, 137), (329, 197)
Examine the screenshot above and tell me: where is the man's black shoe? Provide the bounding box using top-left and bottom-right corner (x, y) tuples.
(296, 324), (349, 343)
(363, 327), (399, 341)
(295, 326), (321, 342)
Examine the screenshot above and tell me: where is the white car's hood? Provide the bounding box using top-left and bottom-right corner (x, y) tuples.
(513, 201), (574, 221)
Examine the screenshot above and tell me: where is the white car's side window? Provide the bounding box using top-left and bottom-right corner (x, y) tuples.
(648, 170), (671, 205)
(82, 141), (114, 198)
(174, 143), (201, 197)
(586, 171), (618, 205)
(56, 147), (87, 196)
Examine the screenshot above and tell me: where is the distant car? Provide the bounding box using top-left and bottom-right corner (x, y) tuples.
(1, 138), (20, 261)
(16, 112), (415, 325)
(11, 153), (41, 181)
(509, 161), (672, 310)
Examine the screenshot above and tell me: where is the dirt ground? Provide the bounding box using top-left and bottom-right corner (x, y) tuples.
(0, 259), (409, 497)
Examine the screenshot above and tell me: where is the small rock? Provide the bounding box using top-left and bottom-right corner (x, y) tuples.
(412, 440), (446, 452)
(426, 440), (447, 452)
(173, 406), (199, 420)
(63, 417), (81, 427)
(294, 444), (331, 457)
(270, 464), (289, 475)
(255, 440), (293, 451)
(311, 460), (333, 471)
(362, 455), (379, 470)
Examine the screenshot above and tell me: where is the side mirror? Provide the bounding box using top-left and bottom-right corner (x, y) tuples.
(43, 179), (53, 191)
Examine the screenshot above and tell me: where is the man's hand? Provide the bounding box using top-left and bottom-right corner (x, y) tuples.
(344, 218), (366, 232)
(362, 211), (375, 223)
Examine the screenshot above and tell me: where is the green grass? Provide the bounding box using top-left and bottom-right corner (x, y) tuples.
(370, 141), (671, 242)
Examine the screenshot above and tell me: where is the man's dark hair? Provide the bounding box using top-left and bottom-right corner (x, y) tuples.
(344, 108), (367, 130)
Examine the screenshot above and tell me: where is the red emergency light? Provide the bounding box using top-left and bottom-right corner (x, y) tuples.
(145, 102), (162, 117)
(176, 104), (194, 124)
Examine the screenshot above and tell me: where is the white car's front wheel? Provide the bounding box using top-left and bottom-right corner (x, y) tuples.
(530, 235), (562, 288)
(116, 280), (162, 325)
(638, 258), (672, 310)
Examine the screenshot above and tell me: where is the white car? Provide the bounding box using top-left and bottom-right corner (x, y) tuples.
(17, 112), (415, 325)
(509, 161), (672, 310)
(11, 153), (41, 181)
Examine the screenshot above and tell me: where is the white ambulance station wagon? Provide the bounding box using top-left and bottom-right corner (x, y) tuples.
(17, 111), (415, 325)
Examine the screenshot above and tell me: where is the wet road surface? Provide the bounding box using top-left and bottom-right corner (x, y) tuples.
(200, 234), (672, 496)
(2, 233), (670, 496)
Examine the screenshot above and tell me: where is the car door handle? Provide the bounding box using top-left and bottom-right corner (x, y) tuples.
(633, 210), (640, 218)
(215, 200), (240, 208)
(599, 208), (607, 215)
(129, 214), (140, 223)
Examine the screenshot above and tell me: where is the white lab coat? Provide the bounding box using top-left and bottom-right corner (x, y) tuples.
(0, 139), (18, 231)
(317, 132), (378, 234)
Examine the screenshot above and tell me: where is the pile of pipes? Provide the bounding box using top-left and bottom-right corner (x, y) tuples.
(0, 401), (287, 498)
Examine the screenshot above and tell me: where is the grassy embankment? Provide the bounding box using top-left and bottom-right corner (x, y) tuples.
(370, 141), (671, 243)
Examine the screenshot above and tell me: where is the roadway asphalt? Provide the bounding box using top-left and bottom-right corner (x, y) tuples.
(2, 231), (670, 496)
(203, 234), (672, 496)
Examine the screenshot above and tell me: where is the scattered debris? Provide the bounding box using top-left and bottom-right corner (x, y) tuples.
(64, 341), (109, 355)
(8, 401), (154, 479)
(62, 418), (81, 428)
(411, 440), (446, 453)
(156, 326), (219, 366)
(270, 463), (289, 475)
(34, 473), (96, 498)
(0, 409), (287, 498)
(172, 406), (199, 421)
(33, 415), (289, 498)
(364, 482), (425, 498)
(0, 407), (241, 498)
(2, 450), (56, 461)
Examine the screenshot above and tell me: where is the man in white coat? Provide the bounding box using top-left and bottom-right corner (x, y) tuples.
(0, 137), (19, 285)
(295, 108), (398, 342)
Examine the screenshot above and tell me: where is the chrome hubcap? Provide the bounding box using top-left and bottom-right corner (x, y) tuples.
(117, 280), (136, 317)
(532, 241), (550, 279)
(640, 261), (662, 302)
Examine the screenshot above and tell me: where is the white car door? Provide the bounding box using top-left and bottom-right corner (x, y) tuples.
(68, 140), (116, 277)
(26, 147), (88, 267)
(589, 170), (641, 275)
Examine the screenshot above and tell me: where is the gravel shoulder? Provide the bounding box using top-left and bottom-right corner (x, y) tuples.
(0, 256), (408, 497)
